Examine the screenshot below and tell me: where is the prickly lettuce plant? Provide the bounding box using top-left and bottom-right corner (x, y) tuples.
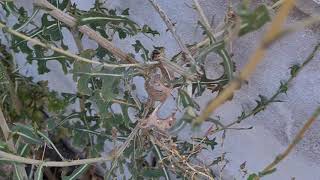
(0, 0), (319, 179)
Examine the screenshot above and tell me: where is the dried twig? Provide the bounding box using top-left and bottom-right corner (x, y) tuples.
(194, 0), (296, 125)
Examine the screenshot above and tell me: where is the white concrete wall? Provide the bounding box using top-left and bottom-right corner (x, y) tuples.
(1, 0), (320, 179)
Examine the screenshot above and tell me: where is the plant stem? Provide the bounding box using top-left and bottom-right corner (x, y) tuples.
(260, 107), (320, 175)
(0, 22), (142, 68)
(14, 8), (40, 32)
(194, 0), (296, 125)
(192, 0), (234, 82)
(34, 0), (138, 64)
(212, 42), (320, 134)
(149, 135), (171, 180)
(0, 150), (111, 167)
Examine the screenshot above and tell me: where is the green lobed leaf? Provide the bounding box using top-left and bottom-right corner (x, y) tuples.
(238, 5), (271, 36)
(141, 25), (160, 36)
(132, 40), (150, 61)
(27, 45), (71, 74)
(73, 49), (95, 95)
(77, 12), (139, 34)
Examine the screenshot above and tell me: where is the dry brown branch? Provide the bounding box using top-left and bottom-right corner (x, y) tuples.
(194, 0), (296, 125)
(34, 0), (138, 64)
(261, 107), (320, 174)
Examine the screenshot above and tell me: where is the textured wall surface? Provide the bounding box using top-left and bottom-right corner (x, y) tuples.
(1, 0), (320, 179)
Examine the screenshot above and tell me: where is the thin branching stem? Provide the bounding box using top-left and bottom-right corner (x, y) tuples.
(211, 42), (320, 134)
(0, 22), (144, 68)
(14, 7), (40, 31)
(150, 135), (171, 180)
(261, 107), (320, 175)
(194, 0), (296, 125)
(0, 150), (111, 167)
(192, 0), (234, 81)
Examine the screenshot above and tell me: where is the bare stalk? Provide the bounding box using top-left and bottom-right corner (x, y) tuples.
(261, 107), (320, 175)
(194, 0), (296, 125)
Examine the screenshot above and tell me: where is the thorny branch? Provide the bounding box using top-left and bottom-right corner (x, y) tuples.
(194, 0), (296, 125)
(261, 107), (320, 176)
(210, 42), (320, 134)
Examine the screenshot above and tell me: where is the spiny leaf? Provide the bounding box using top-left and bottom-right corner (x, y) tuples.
(132, 40), (150, 61)
(73, 49), (95, 95)
(48, 0), (69, 10)
(1, 1), (19, 17)
(41, 14), (63, 41)
(90, 90), (110, 116)
(141, 25), (160, 36)
(278, 81), (288, 94)
(290, 64), (300, 77)
(101, 74), (120, 102)
(27, 45), (71, 74)
(77, 12), (139, 33)
(252, 95), (269, 114)
(193, 137), (218, 150)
